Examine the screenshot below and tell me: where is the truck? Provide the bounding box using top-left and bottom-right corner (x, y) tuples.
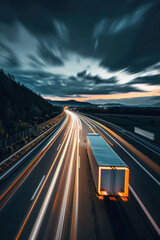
(86, 133), (129, 197)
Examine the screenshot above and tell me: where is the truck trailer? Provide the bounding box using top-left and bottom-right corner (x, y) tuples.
(86, 133), (129, 197)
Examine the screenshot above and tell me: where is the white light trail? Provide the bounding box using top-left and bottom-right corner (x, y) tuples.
(28, 117), (74, 240)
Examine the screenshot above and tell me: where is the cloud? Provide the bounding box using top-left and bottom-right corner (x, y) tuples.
(76, 70), (117, 85)
(37, 42), (64, 66)
(0, 0), (159, 102)
(53, 19), (70, 42)
(93, 4), (151, 42)
(0, 42), (20, 68)
(95, 2), (160, 73)
(77, 70), (87, 78)
(108, 4), (151, 35)
(14, 69), (142, 98)
(129, 75), (160, 86)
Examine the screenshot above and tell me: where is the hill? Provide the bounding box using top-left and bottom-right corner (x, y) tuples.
(151, 102), (160, 107)
(48, 99), (94, 107)
(0, 69), (62, 137)
(102, 103), (127, 107)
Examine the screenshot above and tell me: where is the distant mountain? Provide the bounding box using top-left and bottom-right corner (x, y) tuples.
(0, 69), (62, 136)
(151, 102), (160, 107)
(102, 103), (127, 107)
(47, 99), (94, 107)
(47, 100), (130, 107)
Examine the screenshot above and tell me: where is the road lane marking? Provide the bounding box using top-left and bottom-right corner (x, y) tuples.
(57, 143), (61, 151)
(86, 118), (160, 187)
(31, 176), (45, 201)
(129, 185), (160, 236)
(79, 114), (160, 237)
(0, 119), (66, 181)
(15, 115), (71, 240)
(28, 117), (74, 240)
(0, 119), (66, 195)
(0, 117), (65, 168)
(0, 117), (68, 211)
(124, 132), (160, 156)
(80, 116), (96, 133)
(93, 126), (114, 146)
(90, 114), (160, 157)
(79, 156), (80, 169)
(55, 125), (77, 240)
(86, 116), (160, 174)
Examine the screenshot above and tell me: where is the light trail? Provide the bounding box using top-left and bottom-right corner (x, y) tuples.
(55, 125), (77, 240)
(84, 114), (160, 157)
(76, 113), (160, 236)
(81, 115), (160, 185)
(28, 113), (75, 240)
(15, 115), (72, 240)
(80, 114), (113, 146)
(86, 116), (160, 175)
(70, 115), (80, 240)
(0, 117), (68, 210)
(79, 115), (96, 133)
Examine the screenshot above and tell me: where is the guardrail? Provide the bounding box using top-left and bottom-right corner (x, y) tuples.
(0, 115), (65, 167)
(0, 112), (63, 151)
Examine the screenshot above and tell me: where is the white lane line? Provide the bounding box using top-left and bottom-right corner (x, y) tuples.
(90, 120), (160, 187)
(124, 132), (160, 156)
(28, 120), (74, 240)
(79, 116), (95, 133)
(31, 175), (45, 201)
(0, 119), (66, 181)
(129, 185), (160, 236)
(91, 115), (160, 157)
(57, 143), (61, 151)
(79, 156), (80, 169)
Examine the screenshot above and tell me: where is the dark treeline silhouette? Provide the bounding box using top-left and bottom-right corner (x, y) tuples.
(76, 106), (160, 116)
(0, 69), (62, 137)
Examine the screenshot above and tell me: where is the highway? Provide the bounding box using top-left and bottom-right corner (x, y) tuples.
(0, 110), (160, 240)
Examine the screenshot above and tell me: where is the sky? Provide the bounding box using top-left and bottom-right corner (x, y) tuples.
(0, 0), (160, 105)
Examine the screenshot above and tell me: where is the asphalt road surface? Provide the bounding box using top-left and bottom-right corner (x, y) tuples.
(0, 110), (159, 240)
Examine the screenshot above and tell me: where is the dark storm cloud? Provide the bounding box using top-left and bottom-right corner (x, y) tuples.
(35, 82), (142, 97)
(99, 1), (160, 73)
(28, 55), (46, 68)
(0, 0), (159, 99)
(13, 68), (142, 97)
(0, 42), (20, 68)
(77, 70), (87, 78)
(76, 70), (117, 84)
(1, 1), (159, 61)
(17, 71), (142, 97)
(129, 75), (160, 86)
(37, 42), (64, 66)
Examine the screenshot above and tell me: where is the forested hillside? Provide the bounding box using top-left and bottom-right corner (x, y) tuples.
(0, 69), (62, 137)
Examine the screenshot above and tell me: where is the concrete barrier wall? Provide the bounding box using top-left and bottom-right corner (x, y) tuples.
(134, 127), (155, 141)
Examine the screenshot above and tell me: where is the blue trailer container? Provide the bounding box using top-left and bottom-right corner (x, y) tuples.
(87, 133), (129, 197)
